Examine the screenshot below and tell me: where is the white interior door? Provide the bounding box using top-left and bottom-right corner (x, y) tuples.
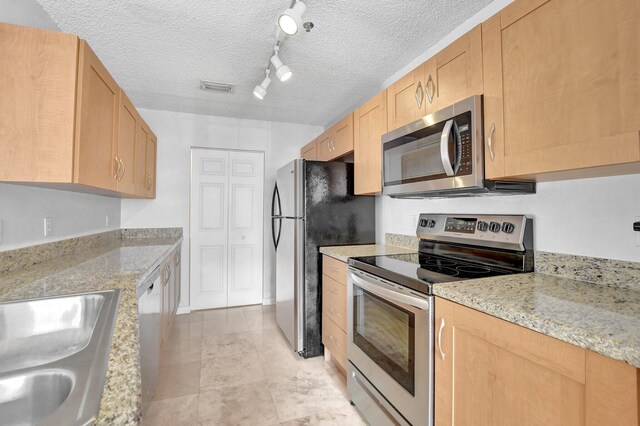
(190, 149), (264, 310)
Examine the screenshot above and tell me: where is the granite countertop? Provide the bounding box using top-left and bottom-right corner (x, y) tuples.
(319, 244), (416, 262)
(0, 234), (182, 425)
(433, 272), (640, 368)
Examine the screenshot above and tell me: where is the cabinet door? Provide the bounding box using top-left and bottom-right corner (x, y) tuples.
(436, 298), (586, 426)
(354, 90), (387, 194)
(483, 0), (640, 180)
(386, 63), (426, 131)
(144, 130), (157, 198)
(0, 24), (78, 183)
(116, 90), (138, 195)
(134, 120), (149, 196)
(161, 262), (171, 346)
(434, 25), (483, 110)
(316, 131), (334, 161)
(74, 40), (120, 191)
(332, 113), (354, 158)
(300, 139), (318, 160)
(173, 249), (181, 313)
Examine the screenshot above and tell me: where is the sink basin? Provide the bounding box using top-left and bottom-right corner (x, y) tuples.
(0, 290), (120, 426)
(0, 294), (104, 374)
(0, 370), (74, 426)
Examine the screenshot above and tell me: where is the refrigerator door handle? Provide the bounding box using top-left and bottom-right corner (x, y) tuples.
(271, 217), (279, 249)
(271, 184), (282, 217)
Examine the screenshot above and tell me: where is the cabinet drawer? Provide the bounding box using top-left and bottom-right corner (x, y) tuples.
(323, 274), (347, 332)
(322, 255), (347, 285)
(322, 313), (347, 369)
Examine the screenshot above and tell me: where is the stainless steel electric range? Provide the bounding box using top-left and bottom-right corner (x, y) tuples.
(346, 213), (534, 426)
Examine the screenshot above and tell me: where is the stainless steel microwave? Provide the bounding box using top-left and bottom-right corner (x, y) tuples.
(381, 95), (535, 198)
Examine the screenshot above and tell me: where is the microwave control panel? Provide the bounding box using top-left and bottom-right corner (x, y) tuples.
(454, 112), (473, 176)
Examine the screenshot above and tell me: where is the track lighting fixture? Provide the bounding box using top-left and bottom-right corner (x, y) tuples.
(270, 46), (292, 82)
(253, 69), (272, 100)
(278, 1), (306, 35)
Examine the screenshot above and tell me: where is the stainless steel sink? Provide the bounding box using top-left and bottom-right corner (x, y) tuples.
(0, 290), (120, 426)
(0, 294), (104, 374)
(0, 370), (74, 425)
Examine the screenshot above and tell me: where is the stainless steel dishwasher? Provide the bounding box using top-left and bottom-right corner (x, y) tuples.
(137, 266), (162, 416)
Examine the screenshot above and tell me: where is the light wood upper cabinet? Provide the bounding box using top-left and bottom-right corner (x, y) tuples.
(433, 25), (483, 110)
(354, 90), (387, 194)
(0, 24), (78, 183)
(435, 298), (640, 426)
(144, 129), (157, 199)
(316, 130), (334, 161)
(74, 40), (120, 192)
(117, 90), (138, 195)
(387, 63), (426, 131)
(332, 113), (354, 158)
(0, 23), (157, 198)
(482, 0), (640, 180)
(316, 113), (354, 161)
(300, 139), (318, 160)
(134, 119), (157, 199)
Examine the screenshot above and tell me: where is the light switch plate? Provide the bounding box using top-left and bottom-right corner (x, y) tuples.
(105, 214), (110, 228)
(44, 217), (52, 237)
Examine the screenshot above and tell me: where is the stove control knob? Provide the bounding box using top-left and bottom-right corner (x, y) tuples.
(477, 221), (489, 232)
(419, 219), (428, 227)
(502, 222), (515, 234)
(489, 222), (501, 233)
(426, 219), (436, 228)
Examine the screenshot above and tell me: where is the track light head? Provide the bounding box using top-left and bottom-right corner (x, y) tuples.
(278, 1), (306, 35)
(270, 53), (293, 82)
(253, 70), (272, 100)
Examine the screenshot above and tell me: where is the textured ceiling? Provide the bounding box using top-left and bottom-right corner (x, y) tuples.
(36, 0), (493, 125)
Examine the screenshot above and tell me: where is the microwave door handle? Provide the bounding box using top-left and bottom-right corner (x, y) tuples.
(440, 119), (455, 176)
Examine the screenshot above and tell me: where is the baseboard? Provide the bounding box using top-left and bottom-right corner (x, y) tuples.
(176, 306), (191, 315)
(262, 297), (275, 305)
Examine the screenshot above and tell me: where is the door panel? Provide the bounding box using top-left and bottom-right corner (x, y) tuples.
(276, 159), (301, 218)
(117, 91), (138, 194)
(191, 149), (229, 310)
(387, 64), (426, 131)
(74, 40), (119, 191)
(354, 90), (387, 195)
(227, 151), (264, 307)
(191, 149), (264, 310)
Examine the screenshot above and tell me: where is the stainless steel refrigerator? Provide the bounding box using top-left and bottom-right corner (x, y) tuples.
(272, 159), (375, 358)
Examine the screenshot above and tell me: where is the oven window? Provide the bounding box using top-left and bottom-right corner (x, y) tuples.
(353, 286), (415, 395)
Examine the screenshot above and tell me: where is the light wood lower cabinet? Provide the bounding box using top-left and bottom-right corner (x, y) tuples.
(0, 23), (157, 198)
(354, 90), (387, 195)
(435, 297), (640, 426)
(482, 0), (640, 181)
(322, 255), (348, 375)
(300, 139), (318, 160)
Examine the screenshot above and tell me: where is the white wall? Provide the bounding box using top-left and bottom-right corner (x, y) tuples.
(0, 0), (60, 31)
(377, 173), (640, 262)
(121, 108), (322, 308)
(0, 0), (123, 251)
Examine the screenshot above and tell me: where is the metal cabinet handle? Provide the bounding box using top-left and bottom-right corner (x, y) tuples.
(113, 157), (121, 180)
(488, 123), (496, 162)
(437, 317), (446, 360)
(440, 119), (455, 176)
(119, 158), (126, 180)
(425, 74), (435, 104)
(415, 80), (424, 109)
(330, 137), (336, 152)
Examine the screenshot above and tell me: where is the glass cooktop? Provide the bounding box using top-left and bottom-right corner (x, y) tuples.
(348, 253), (513, 295)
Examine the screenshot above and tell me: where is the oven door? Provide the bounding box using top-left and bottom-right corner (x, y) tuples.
(347, 268), (433, 426)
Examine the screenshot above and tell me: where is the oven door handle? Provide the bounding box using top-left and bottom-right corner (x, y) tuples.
(350, 272), (431, 311)
(440, 118), (455, 177)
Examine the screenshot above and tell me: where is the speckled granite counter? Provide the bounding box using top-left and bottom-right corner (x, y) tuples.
(320, 244), (416, 263)
(0, 230), (182, 425)
(433, 272), (640, 368)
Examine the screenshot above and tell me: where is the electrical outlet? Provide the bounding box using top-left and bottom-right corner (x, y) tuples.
(44, 217), (52, 237)
(636, 216), (640, 247)
(105, 214), (110, 228)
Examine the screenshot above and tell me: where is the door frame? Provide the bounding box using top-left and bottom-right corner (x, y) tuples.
(188, 147), (266, 310)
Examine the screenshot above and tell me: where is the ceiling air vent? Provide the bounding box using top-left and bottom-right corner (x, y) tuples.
(200, 80), (235, 93)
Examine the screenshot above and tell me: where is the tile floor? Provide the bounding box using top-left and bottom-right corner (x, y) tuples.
(145, 304), (366, 426)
